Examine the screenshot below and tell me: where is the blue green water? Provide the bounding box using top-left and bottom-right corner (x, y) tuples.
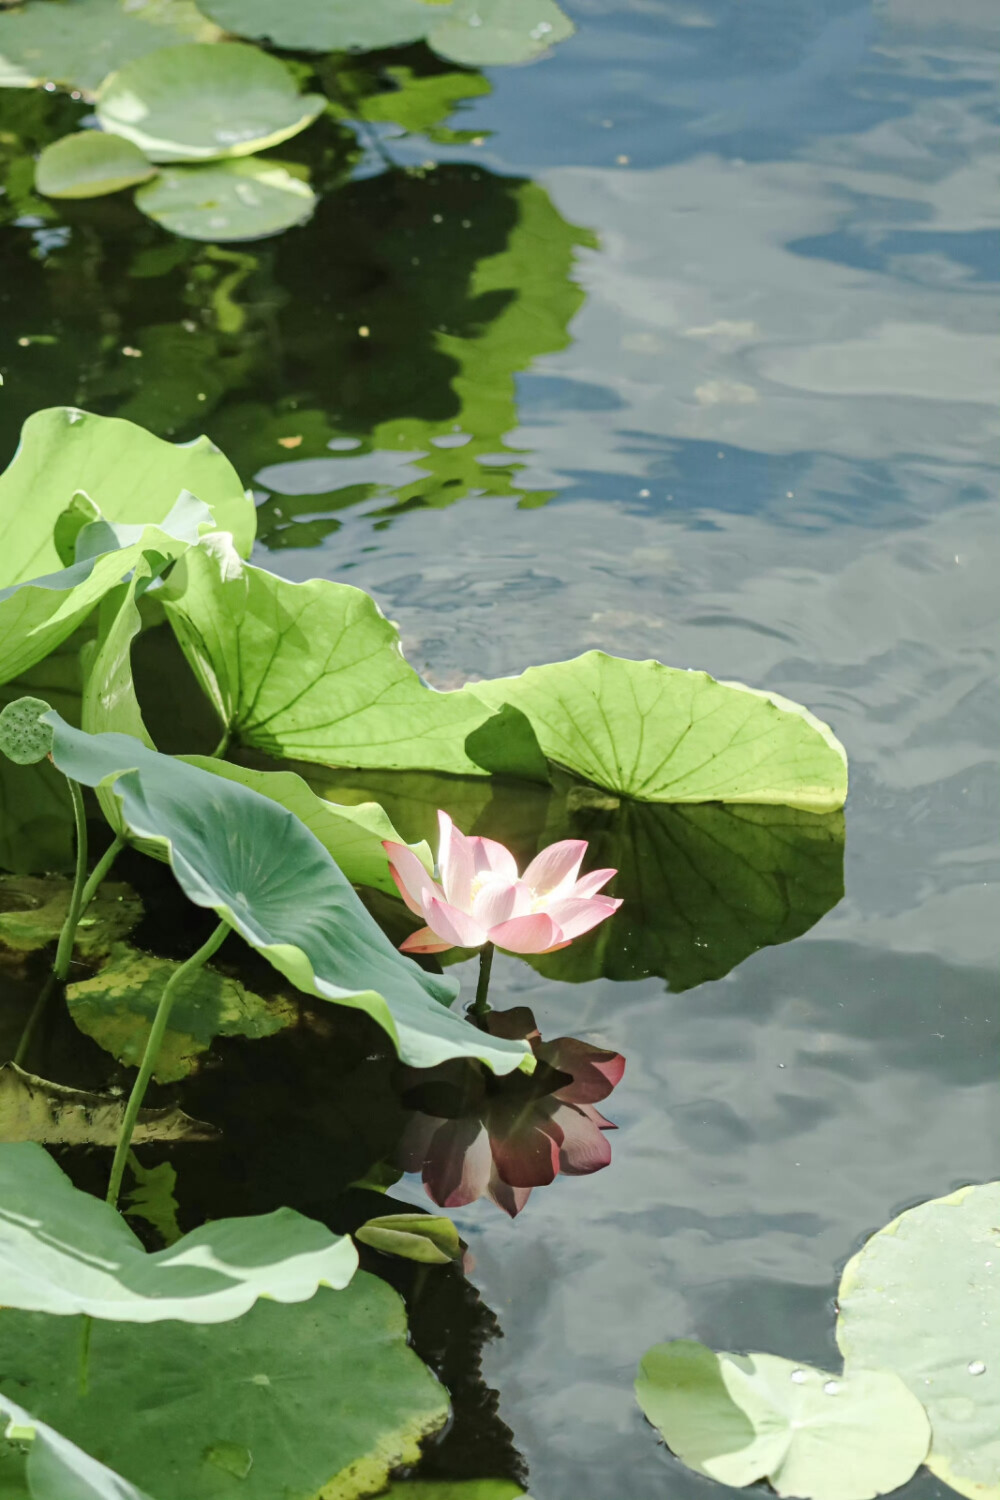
(1, 1), (997, 1493)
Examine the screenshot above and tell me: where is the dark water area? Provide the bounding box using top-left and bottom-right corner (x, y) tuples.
(1, 1), (997, 1495)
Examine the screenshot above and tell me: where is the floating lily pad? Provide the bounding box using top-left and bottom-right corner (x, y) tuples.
(135, 158), (316, 241)
(198, 0), (447, 52)
(836, 1182), (1000, 1500)
(0, 407), (254, 584)
(66, 942), (297, 1082)
(635, 1341), (930, 1499)
(0, 0), (220, 95)
(0, 1393), (154, 1500)
(0, 1273), (448, 1500)
(0, 1140), (357, 1321)
(0, 874), (142, 957)
(34, 130), (155, 199)
(427, 0), (575, 67)
(0, 1064), (216, 1147)
(97, 43), (325, 162)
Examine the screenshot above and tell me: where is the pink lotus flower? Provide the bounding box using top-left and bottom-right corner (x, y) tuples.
(398, 1007), (625, 1217)
(383, 812), (621, 956)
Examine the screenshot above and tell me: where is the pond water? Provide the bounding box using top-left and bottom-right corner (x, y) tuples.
(1, 1), (998, 1495)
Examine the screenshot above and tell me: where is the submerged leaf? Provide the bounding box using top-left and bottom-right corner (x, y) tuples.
(836, 1182), (1000, 1500)
(0, 1064), (216, 1147)
(0, 1393), (154, 1500)
(97, 43), (325, 162)
(35, 131), (155, 199)
(0, 875), (142, 957)
(0, 1274), (448, 1499)
(0, 407), (254, 583)
(0, 1140), (357, 1320)
(134, 158), (317, 241)
(122, 1155), (182, 1246)
(635, 1341), (929, 1499)
(34, 707), (532, 1076)
(66, 943), (296, 1082)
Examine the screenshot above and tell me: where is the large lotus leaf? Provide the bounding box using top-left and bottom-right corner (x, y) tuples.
(472, 654), (848, 811)
(635, 1341), (929, 1500)
(0, 1274), (448, 1500)
(0, 1064), (217, 1147)
(160, 544), (496, 774)
(427, 0), (574, 66)
(0, 408), (254, 582)
(181, 757), (434, 895)
(0, 1141), (357, 1321)
(197, 0), (447, 52)
(97, 44), (325, 162)
(0, 0), (220, 95)
(66, 943), (296, 1083)
(526, 796), (845, 990)
(35, 130), (155, 199)
(0, 875), (142, 957)
(29, 706), (531, 1076)
(134, 158), (317, 241)
(0, 1393), (154, 1500)
(836, 1182), (999, 1500)
(0, 1278), (446, 1500)
(0, 503), (208, 688)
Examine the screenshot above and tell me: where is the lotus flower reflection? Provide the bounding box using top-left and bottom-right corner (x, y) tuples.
(384, 812), (621, 955)
(398, 1007), (625, 1217)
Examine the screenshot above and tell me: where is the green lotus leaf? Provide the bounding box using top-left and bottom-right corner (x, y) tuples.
(0, 1273), (448, 1500)
(0, 495), (213, 687)
(0, 1141), (357, 1320)
(27, 706), (531, 1076)
(160, 543), (495, 774)
(0, 875), (142, 956)
(66, 942), (297, 1082)
(525, 795), (845, 990)
(35, 130), (155, 199)
(635, 1340), (930, 1499)
(836, 1182), (1000, 1500)
(356, 1213), (463, 1265)
(122, 1157), (182, 1246)
(0, 0), (220, 95)
(0, 1393), (154, 1500)
(471, 654), (848, 810)
(134, 158), (317, 241)
(182, 756), (435, 895)
(0, 407), (255, 582)
(197, 0), (446, 52)
(427, 0), (575, 66)
(0, 1063), (217, 1147)
(97, 43), (325, 162)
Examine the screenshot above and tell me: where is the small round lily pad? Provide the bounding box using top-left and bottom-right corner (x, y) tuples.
(134, 159), (316, 241)
(35, 131), (155, 199)
(97, 42), (325, 162)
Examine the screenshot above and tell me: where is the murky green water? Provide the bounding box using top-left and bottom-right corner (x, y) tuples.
(1, 1), (997, 1494)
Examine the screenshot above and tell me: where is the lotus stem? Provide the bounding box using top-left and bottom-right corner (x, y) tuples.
(12, 780), (103, 1068)
(472, 942), (494, 1021)
(209, 724), (230, 759)
(105, 918), (229, 1209)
